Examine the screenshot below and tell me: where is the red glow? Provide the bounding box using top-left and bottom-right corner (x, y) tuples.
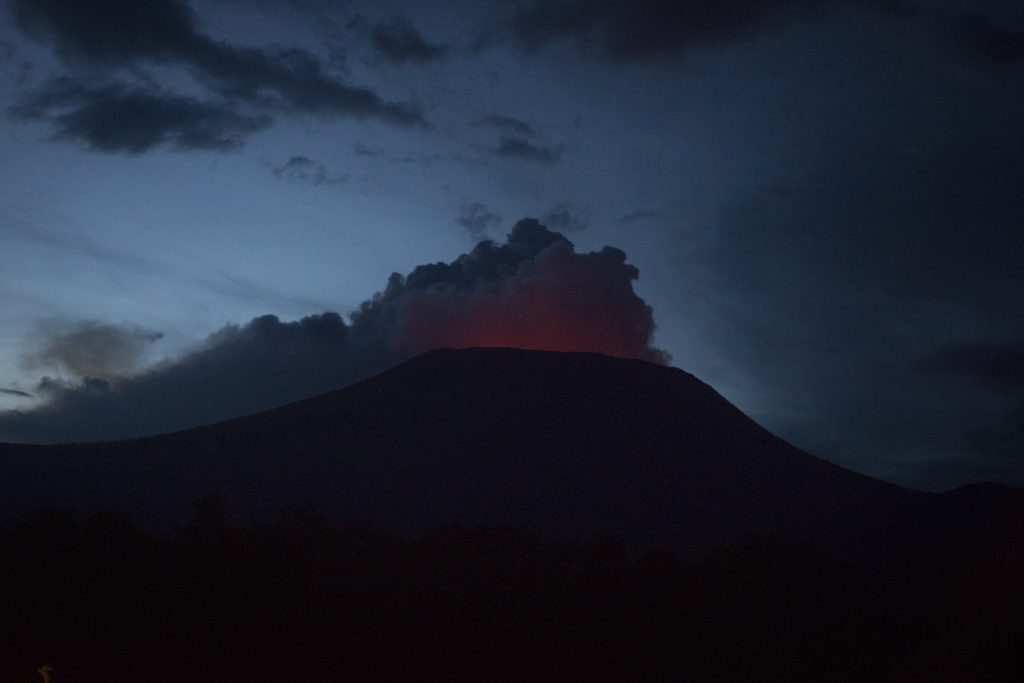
(390, 242), (668, 363)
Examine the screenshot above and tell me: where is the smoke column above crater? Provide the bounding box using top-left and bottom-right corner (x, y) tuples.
(352, 218), (669, 364)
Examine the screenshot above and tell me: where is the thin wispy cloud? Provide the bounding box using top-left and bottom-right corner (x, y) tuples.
(493, 137), (561, 163)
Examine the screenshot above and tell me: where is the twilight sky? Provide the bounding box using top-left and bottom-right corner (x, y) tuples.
(0, 0), (1021, 491)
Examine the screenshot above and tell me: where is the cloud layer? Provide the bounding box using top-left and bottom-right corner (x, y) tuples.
(919, 341), (1024, 482)
(504, 0), (867, 60)
(9, 0), (424, 152)
(0, 220), (667, 442)
(500, 0), (1024, 70)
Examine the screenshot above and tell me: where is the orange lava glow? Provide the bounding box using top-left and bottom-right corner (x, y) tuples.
(391, 243), (666, 363)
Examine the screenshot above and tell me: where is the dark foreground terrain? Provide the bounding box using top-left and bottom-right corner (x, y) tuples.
(0, 502), (1021, 682)
(1, 349), (1022, 680)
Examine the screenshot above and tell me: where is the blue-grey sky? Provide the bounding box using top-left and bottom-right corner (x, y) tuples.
(1, 0), (1022, 491)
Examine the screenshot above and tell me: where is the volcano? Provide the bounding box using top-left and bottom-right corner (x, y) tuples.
(2, 348), (1023, 680)
(0, 348), (1018, 569)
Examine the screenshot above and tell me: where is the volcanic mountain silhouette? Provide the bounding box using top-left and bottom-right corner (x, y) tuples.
(0, 348), (1019, 576)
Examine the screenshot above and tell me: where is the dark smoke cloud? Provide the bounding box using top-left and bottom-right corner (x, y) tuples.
(920, 341), (1024, 478)
(29, 321), (163, 379)
(543, 203), (589, 232)
(457, 202), (502, 239)
(503, 0), (880, 61)
(923, 9), (1024, 69)
(922, 341), (1024, 395)
(4, 313), (353, 443)
(8, 0), (424, 152)
(0, 220), (667, 443)
(498, 0), (1024, 70)
(0, 388), (32, 398)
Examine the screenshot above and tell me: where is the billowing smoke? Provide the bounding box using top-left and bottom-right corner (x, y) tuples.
(28, 321), (163, 378)
(348, 218), (667, 364)
(1, 219), (668, 443)
(372, 225), (666, 362)
(5, 313), (353, 443)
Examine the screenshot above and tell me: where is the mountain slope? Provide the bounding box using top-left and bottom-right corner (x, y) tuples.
(0, 348), (1017, 573)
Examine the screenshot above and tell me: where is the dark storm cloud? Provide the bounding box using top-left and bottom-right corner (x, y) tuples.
(13, 80), (272, 153)
(493, 137), (561, 163)
(11, 0), (199, 63)
(221, 0), (348, 11)
(958, 411), (1024, 464)
(0, 388), (32, 398)
(940, 12), (1024, 67)
(922, 342), (1024, 395)
(371, 16), (448, 65)
(502, 0), (860, 60)
(1, 221), (668, 443)
(922, 342), (1024, 477)
(500, 0), (1024, 68)
(457, 202), (502, 239)
(700, 57), (1024, 490)
(479, 114), (537, 138)
(542, 203), (589, 232)
(8, 0), (424, 152)
(965, 405), (1024, 459)
(29, 321), (163, 379)
(958, 408), (1024, 468)
(272, 155), (348, 185)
